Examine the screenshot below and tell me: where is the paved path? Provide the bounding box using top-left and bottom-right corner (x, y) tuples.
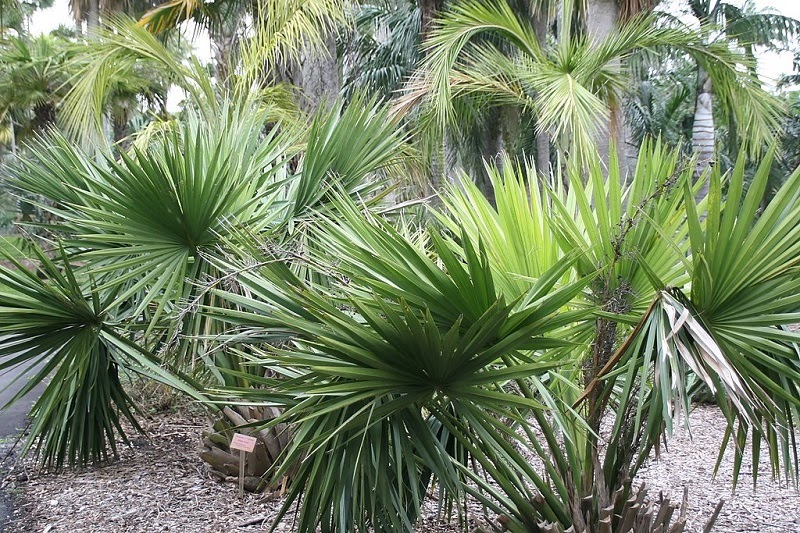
(0, 366), (44, 436)
(0, 363), (47, 531)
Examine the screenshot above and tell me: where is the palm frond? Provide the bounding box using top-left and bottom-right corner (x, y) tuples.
(8, 99), (294, 339)
(404, 0), (784, 163)
(287, 95), (411, 219)
(0, 243), (204, 469)
(60, 15), (210, 146)
(205, 198), (586, 532)
(238, 0), (349, 88)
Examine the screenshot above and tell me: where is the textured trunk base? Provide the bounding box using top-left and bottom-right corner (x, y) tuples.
(200, 405), (294, 493)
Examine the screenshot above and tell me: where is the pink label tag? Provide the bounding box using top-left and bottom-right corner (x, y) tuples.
(230, 433), (258, 453)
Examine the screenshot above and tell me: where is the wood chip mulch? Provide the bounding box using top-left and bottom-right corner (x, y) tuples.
(1, 408), (476, 533)
(3, 404), (800, 532)
(635, 404), (800, 532)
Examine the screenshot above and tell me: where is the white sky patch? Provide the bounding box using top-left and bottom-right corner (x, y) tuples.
(28, 1), (71, 34)
(29, 0), (213, 64)
(754, 0), (800, 85)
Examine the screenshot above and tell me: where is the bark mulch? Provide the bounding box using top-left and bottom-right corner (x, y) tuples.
(4, 404), (799, 532)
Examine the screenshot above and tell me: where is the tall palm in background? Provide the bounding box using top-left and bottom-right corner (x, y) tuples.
(57, 17), (203, 146)
(1, 0), (54, 37)
(0, 33), (72, 153)
(66, 29), (175, 148)
(681, 0), (800, 176)
(405, 0), (780, 179)
(625, 54), (696, 152)
(139, 0), (247, 83)
(69, 0), (155, 30)
(341, 1), (421, 103)
(140, 0), (347, 112)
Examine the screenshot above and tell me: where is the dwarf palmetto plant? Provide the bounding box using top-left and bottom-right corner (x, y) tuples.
(431, 143), (800, 531)
(1, 92), (409, 468)
(196, 140), (800, 532)
(9, 98), (294, 368)
(9, 94), (405, 357)
(205, 196), (590, 531)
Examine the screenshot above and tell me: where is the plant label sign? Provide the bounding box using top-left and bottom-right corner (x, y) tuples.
(230, 433), (257, 453)
(231, 433), (258, 499)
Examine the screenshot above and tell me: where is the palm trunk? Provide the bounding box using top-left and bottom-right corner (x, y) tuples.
(8, 118), (16, 156)
(479, 109), (502, 206)
(113, 114), (131, 152)
(586, 0), (633, 176)
(533, 11), (552, 181)
(87, 0), (100, 30)
(419, 0), (444, 42)
(211, 22), (239, 87)
(32, 102), (56, 133)
(586, 0), (619, 44)
(295, 32), (339, 114)
(692, 71), (714, 198)
(420, 0), (445, 197)
(536, 129), (551, 181)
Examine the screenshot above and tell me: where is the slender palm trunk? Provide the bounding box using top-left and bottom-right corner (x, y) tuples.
(211, 22), (239, 87)
(8, 118), (16, 156)
(113, 114), (131, 152)
(533, 11), (552, 181)
(419, 0), (444, 42)
(586, 0), (619, 44)
(692, 71), (714, 198)
(586, 0), (637, 179)
(420, 0), (445, 197)
(479, 109), (502, 205)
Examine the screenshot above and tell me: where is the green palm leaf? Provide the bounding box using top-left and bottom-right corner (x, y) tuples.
(0, 242), (204, 469)
(9, 100), (293, 340)
(203, 198), (585, 532)
(404, 0), (783, 163)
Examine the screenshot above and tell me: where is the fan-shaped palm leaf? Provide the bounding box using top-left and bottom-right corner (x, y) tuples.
(0, 243), (204, 468)
(204, 196), (588, 531)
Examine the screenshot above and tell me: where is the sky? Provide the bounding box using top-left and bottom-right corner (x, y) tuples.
(748, 0), (800, 84)
(29, 0), (214, 63)
(27, 0), (800, 86)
